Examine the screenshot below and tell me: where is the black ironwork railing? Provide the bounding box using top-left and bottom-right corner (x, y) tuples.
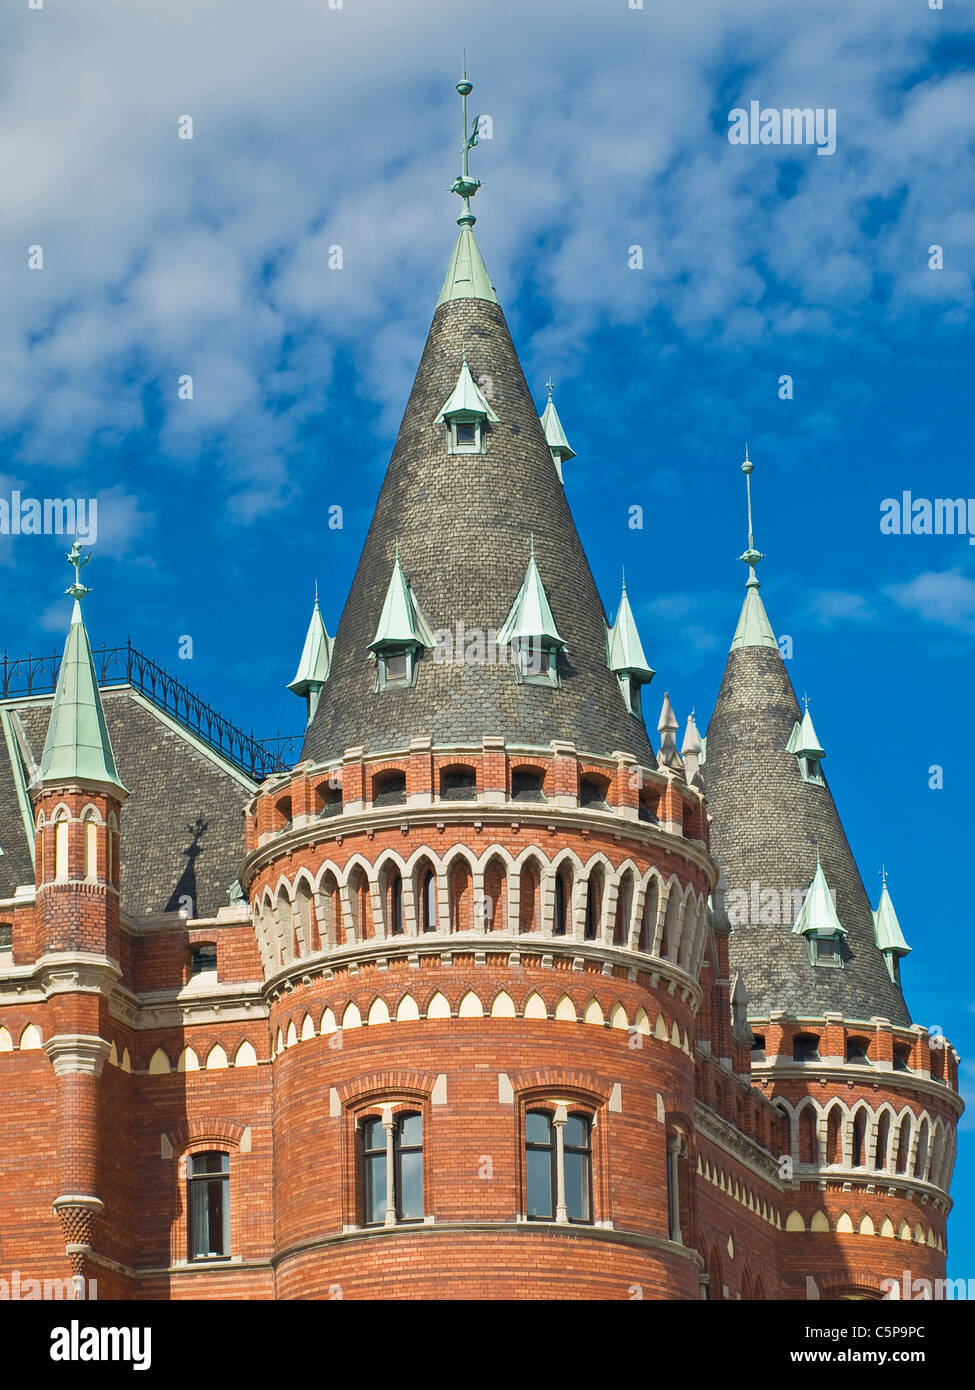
(0, 640), (301, 781)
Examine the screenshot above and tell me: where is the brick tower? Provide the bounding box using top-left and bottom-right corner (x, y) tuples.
(31, 543), (127, 1289)
(703, 454), (961, 1299)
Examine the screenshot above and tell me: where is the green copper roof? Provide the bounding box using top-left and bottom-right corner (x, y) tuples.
(607, 581), (654, 680)
(730, 583), (778, 651)
(539, 390), (576, 462)
(873, 880), (911, 957)
(792, 856), (847, 938)
(39, 547), (126, 793)
(368, 550), (436, 653)
(497, 543), (565, 647)
(435, 355), (499, 422)
(786, 704), (826, 759)
(437, 225), (499, 306)
(288, 592), (333, 697)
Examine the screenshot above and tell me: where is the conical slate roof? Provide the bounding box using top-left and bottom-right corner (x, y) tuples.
(302, 227), (653, 767)
(704, 601), (911, 1025)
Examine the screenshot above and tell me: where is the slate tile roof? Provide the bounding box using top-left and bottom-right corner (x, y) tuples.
(302, 294), (656, 768)
(0, 690), (250, 920)
(704, 643), (911, 1026)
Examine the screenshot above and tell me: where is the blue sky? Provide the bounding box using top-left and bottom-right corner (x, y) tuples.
(4, 1), (974, 1277)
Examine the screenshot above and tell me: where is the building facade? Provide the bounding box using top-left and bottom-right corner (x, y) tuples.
(0, 76), (960, 1301)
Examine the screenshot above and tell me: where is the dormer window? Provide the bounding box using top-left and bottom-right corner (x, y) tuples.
(512, 637), (559, 686)
(379, 649), (413, 688)
(811, 932), (843, 967)
(451, 418), (480, 451)
(801, 755), (824, 785)
(436, 354), (497, 456)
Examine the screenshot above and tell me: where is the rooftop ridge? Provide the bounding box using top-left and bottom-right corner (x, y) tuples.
(0, 640), (298, 782)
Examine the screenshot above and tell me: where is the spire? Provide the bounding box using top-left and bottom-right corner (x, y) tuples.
(681, 711), (703, 786)
(607, 578), (654, 681)
(731, 446), (777, 651)
(656, 691), (682, 770)
(368, 546), (436, 653)
(288, 587), (333, 725)
(539, 380), (576, 483)
(438, 65), (499, 306)
(792, 854), (847, 938)
(497, 536), (565, 648)
(37, 544), (126, 794)
(873, 875), (911, 958)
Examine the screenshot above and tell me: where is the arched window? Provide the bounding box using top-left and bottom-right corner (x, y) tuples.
(793, 1033), (820, 1062)
(553, 868), (570, 936)
(482, 857), (506, 932)
(826, 1105), (843, 1166)
(798, 1106), (819, 1165)
(361, 1111), (423, 1227)
(638, 880), (658, 952)
(448, 860), (472, 932)
(420, 869), (437, 932)
(83, 813), (98, 880)
(511, 769), (546, 803)
(519, 861), (540, 933)
(525, 1108), (592, 1224)
(579, 774), (611, 810)
(188, 1151), (230, 1260)
(895, 1115), (912, 1174)
(851, 1109), (867, 1167)
(874, 1111), (891, 1170)
(584, 869), (603, 941)
(613, 871), (633, 946)
(54, 811), (69, 880)
(439, 766), (477, 801)
(914, 1120), (929, 1179)
(390, 873), (404, 935)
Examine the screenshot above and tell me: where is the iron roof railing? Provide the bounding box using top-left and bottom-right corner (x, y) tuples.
(0, 639), (301, 781)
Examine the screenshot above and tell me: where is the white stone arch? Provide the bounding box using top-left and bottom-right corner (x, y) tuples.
(606, 857), (640, 947)
(252, 891), (276, 975)
(373, 847), (410, 939)
(478, 845), (514, 934)
(409, 848), (443, 936)
(690, 894), (713, 976)
(78, 801), (103, 825)
(847, 1099), (872, 1168)
(576, 850), (613, 941)
(892, 1106), (915, 1174)
(292, 870), (318, 956)
(340, 853), (376, 942)
(630, 867), (664, 952)
(441, 843), (480, 934)
(656, 874), (685, 960)
(928, 1117), (950, 1187)
(869, 1100), (897, 1172)
(793, 1096), (822, 1168)
(545, 845), (583, 937)
(913, 1112), (932, 1182)
(676, 887), (702, 970)
(312, 862), (342, 947)
(511, 848), (546, 934)
(820, 1097), (851, 1166)
(273, 881), (295, 965)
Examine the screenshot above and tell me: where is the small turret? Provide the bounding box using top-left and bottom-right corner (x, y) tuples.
(288, 586), (333, 725)
(539, 380), (576, 482)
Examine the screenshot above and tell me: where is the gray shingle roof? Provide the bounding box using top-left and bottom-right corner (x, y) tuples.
(704, 642), (911, 1026)
(0, 691), (250, 920)
(302, 293), (655, 766)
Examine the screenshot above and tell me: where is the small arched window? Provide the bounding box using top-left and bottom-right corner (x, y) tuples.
(390, 873), (404, 935)
(793, 1033), (820, 1062)
(361, 1111), (423, 1227)
(420, 869), (437, 932)
(511, 769), (546, 803)
(525, 1108), (592, 1224)
(553, 871), (568, 936)
(373, 771), (407, 807)
(83, 814), (98, 880)
(54, 811), (70, 880)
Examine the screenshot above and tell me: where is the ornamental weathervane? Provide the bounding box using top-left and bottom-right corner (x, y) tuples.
(65, 540), (92, 603)
(449, 59), (482, 226)
(739, 445), (765, 589)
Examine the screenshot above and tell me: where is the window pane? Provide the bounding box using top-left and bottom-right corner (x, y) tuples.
(525, 1111), (552, 1145)
(398, 1113), (422, 1148)
(192, 1151), (228, 1176)
(398, 1150), (424, 1220)
(364, 1152), (386, 1225)
(564, 1115), (589, 1149)
(526, 1148), (553, 1218)
(564, 1151), (591, 1222)
(362, 1119), (384, 1154)
(206, 1179), (226, 1255)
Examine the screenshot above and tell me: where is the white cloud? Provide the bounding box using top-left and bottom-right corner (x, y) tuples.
(887, 568), (975, 635)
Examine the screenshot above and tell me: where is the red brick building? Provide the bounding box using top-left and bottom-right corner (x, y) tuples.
(0, 75), (960, 1301)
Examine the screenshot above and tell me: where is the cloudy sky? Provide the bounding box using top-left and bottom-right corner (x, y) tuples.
(5, 0), (974, 1270)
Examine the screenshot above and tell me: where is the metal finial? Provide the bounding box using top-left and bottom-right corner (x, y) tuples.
(738, 446), (764, 589)
(314, 579), (319, 606)
(803, 692), (809, 711)
(621, 565), (626, 593)
(65, 541), (92, 603)
(880, 864), (888, 886)
(527, 531), (536, 560)
(394, 535), (400, 563)
(450, 63), (481, 226)
(545, 377), (556, 399)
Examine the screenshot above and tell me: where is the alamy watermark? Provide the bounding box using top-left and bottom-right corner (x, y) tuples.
(728, 102), (836, 156)
(0, 1269), (96, 1300)
(0, 492), (97, 541)
(881, 493), (975, 544)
